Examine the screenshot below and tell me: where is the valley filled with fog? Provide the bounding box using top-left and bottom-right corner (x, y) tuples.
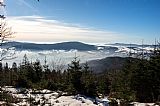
(2, 48), (122, 68)
(2, 42), (154, 69)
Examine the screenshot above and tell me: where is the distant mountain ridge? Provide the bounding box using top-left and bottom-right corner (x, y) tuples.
(3, 41), (97, 51)
(2, 41), (154, 54)
(106, 43), (153, 47)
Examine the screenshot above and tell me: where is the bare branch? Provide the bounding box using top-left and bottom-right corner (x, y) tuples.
(0, 20), (16, 61)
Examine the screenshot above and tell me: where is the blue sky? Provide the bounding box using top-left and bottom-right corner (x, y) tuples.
(3, 0), (160, 44)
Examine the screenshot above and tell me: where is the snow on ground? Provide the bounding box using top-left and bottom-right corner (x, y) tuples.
(52, 96), (100, 106)
(131, 102), (159, 106)
(1, 86), (158, 106)
(0, 86), (105, 106)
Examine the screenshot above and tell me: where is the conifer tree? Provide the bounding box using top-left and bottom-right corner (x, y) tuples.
(81, 62), (97, 97)
(148, 50), (160, 102)
(67, 57), (82, 94)
(33, 60), (43, 82)
(110, 58), (136, 102)
(12, 62), (17, 72)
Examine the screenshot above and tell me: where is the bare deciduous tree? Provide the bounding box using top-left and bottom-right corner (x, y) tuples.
(0, 20), (15, 43)
(0, 20), (16, 61)
(50, 58), (66, 71)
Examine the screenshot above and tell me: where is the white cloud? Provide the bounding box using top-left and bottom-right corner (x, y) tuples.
(7, 16), (124, 43)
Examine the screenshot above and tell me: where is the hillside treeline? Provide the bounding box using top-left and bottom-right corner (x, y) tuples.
(0, 49), (160, 103)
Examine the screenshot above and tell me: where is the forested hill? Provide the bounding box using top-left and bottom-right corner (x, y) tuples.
(88, 57), (138, 73)
(3, 41), (96, 51)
